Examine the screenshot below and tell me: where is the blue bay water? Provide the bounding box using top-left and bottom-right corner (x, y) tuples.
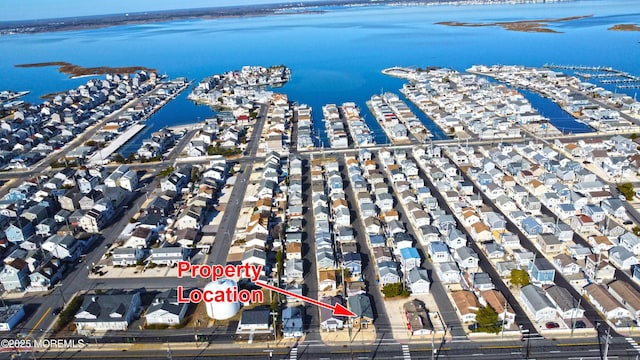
(1, 0), (639, 149)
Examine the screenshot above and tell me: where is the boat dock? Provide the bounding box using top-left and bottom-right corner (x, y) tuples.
(87, 124), (146, 165)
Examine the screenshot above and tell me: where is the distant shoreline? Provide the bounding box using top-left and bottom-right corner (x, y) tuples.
(0, 0), (574, 35)
(15, 61), (157, 78)
(437, 15), (593, 33)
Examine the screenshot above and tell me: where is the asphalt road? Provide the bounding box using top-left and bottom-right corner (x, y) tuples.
(14, 335), (640, 359)
(440, 150), (617, 337)
(371, 152), (466, 339)
(412, 152), (537, 337)
(300, 158), (320, 341)
(208, 104), (268, 267)
(337, 155), (393, 341)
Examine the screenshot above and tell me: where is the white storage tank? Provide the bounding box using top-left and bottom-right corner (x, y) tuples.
(204, 279), (240, 320)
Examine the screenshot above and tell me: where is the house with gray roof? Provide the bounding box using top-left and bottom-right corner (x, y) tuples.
(75, 291), (141, 335)
(282, 306), (304, 338)
(145, 289), (190, 326)
(408, 267), (430, 294)
(520, 285), (556, 322)
(348, 294), (374, 329)
(545, 285), (584, 319)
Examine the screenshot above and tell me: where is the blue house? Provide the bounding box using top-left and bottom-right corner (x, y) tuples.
(5, 220), (34, 244)
(343, 252), (362, 276)
(528, 258), (556, 285)
(477, 173), (492, 186)
(521, 217), (543, 238)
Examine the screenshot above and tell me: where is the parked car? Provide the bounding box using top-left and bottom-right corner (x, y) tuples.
(468, 323), (480, 331)
(545, 322), (560, 329)
(574, 320), (586, 329)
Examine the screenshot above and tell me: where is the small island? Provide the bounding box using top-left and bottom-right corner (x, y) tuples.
(437, 15), (592, 33)
(15, 61), (157, 78)
(609, 24), (640, 32)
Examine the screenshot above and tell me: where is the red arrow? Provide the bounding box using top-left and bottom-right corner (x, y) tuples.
(255, 280), (356, 317)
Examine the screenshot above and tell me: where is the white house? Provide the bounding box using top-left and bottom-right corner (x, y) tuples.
(75, 291), (141, 335)
(144, 289), (190, 325)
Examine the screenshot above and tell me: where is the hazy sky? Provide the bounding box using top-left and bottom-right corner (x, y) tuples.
(0, 0), (310, 22)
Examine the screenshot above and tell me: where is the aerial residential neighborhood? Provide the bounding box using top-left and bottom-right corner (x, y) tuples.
(0, 60), (639, 359)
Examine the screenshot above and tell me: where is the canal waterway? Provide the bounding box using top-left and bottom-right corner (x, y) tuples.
(0, 0), (638, 147)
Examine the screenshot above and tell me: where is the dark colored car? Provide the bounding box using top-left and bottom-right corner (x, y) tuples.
(574, 320), (586, 328)
(468, 323), (480, 331)
(545, 322), (560, 329)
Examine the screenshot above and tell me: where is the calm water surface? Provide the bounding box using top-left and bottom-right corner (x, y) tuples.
(1, 0), (639, 148)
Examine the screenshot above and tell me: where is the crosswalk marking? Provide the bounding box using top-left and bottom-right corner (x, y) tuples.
(626, 337), (640, 353)
(290, 346), (298, 360)
(402, 344), (411, 360)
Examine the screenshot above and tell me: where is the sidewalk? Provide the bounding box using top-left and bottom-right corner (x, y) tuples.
(320, 327), (377, 346)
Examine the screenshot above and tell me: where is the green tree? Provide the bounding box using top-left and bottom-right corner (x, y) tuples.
(475, 306), (500, 334)
(618, 182), (635, 201)
(510, 268), (530, 287)
(158, 166), (175, 178)
(190, 166), (200, 183)
(381, 282), (409, 298)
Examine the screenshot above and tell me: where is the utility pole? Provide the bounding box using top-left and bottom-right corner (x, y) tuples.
(501, 298), (508, 339)
(603, 327), (612, 360)
(570, 297), (582, 337)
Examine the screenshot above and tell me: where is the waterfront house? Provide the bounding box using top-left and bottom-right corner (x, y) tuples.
(74, 291), (141, 335)
(520, 285), (556, 322)
(583, 283), (630, 320)
(145, 289), (190, 326)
